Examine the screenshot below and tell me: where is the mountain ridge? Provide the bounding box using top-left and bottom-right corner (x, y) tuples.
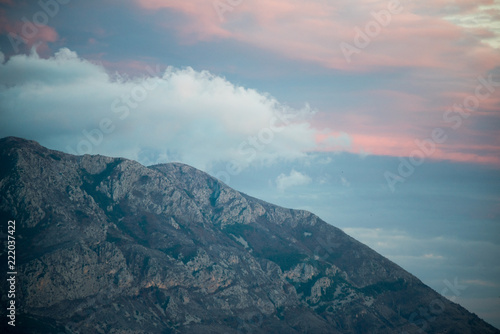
(0, 136), (498, 334)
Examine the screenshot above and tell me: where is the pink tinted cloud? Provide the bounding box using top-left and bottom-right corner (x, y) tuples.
(312, 83), (500, 165)
(18, 25), (58, 55)
(479, 94), (500, 114)
(313, 88), (434, 134)
(433, 150), (500, 166)
(350, 133), (422, 156)
(0, 14), (59, 55)
(134, 0), (500, 73)
(317, 132), (500, 165)
(136, 0), (230, 41)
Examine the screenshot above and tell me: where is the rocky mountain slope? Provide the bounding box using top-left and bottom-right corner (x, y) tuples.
(0, 136), (498, 333)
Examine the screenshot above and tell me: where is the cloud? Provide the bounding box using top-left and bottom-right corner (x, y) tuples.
(275, 169), (312, 192)
(419, 0), (500, 48)
(0, 10), (60, 56)
(312, 76), (500, 166)
(0, 48), (327, 171)
(340, 176), (350, 187)
(464, 279), (498, 288)
(341, 227), (500, 279)
(129, 0), (500, 167)
(133, 0), (500, 73)
(315, 131), (352, 151)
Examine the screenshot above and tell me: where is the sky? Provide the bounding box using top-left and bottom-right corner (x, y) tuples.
(0, 0), (499, 329)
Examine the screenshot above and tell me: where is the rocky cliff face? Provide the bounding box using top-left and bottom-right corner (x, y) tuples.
(0, 137), (498, 334)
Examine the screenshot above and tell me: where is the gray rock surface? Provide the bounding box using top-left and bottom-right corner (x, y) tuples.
(0, 137), (498, 334)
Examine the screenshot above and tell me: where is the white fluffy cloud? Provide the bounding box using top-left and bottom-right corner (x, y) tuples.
(0, 48), (338, 172)
(275, 169), (312, 192)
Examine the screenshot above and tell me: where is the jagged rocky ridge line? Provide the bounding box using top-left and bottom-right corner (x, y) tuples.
(0, 137), (498, 334)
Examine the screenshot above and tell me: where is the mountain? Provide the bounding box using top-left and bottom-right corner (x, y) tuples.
(0, 136), (497, 334)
